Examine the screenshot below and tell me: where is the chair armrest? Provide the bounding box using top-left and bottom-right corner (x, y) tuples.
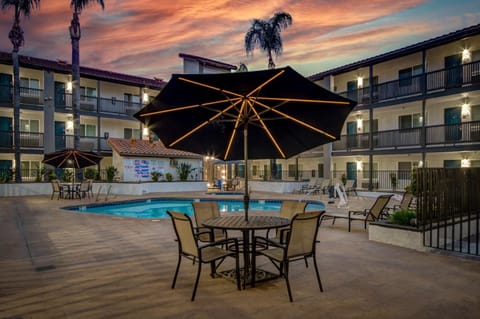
(254, 235), (285, 249)
(279, 228), (291, 244)
(349, 209), (368, 216)
(200, 237), (239, 250)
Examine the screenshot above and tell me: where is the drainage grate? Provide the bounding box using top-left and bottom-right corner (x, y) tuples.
(35, 265), (56, 272)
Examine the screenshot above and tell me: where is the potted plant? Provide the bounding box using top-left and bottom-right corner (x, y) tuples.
(84, 167), (98, 180)
(165, 172), (173, 182)
(176, 162), (197, 181)
(341, 174), (347, 186)
(151, 171), (163, 182)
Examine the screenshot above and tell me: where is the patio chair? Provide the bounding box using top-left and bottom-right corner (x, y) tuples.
(167, 211), (240, 301)
(192, 201), (227, 242)
(50, 180), (65, 200)
(344, 179), (357, 196)
(77, 180), (90, 199)
(320, 194), (393, 232)
(252, 211), (325, 302)
(385, 192), (414, 214)
(267, 200), (307, 242)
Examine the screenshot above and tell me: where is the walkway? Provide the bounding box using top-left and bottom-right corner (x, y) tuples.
(0, 192), (479, 318)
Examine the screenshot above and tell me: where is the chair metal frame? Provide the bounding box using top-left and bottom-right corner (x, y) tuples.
(167, 211), (240, 301)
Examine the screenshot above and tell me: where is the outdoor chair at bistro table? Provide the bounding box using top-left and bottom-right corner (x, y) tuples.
(192, 201), (227, 243)
(167, 211), (240, 301)
(252, 211), (325, 302)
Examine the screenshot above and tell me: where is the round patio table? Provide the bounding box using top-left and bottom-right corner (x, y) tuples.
(202, 215), (290, 288)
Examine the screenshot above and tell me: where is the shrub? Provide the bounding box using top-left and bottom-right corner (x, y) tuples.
(165, 172), (173, 182)
(389, 209), (416, 226)
(62, 169), (73, 183)
(151, 171), (163, 182)
(84, 167), (98, 180)
(176, 162), (197, 181)
(106, 166), (118, 182)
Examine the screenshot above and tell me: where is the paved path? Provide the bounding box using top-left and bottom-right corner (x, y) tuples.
(1, 192), (479, 319)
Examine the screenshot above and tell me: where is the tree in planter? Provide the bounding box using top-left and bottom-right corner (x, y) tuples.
(175, 162), (197, 181)
(105, 166), (118, 182)
(390, 172), (397, 191)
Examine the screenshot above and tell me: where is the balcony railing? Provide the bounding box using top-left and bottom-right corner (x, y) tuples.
(0, 85), (44, 105)
(54, 135), (112, 152)
(0, 131), (44, 149)
(333, 121), (480, 151)
(338, 60), (480, 104)
(54, 93), (143, 116)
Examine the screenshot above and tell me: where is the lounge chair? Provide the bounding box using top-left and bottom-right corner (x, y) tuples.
(385, 192), (414, 214)
(320, 194), (393, 232)
(252, 211), (325, 302)
(167, 211), (240, 301)
(344, 179), (357, 196)
(192, 201), (227, 242)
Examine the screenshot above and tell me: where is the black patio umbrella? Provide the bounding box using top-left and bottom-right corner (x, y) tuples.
(42, 149), (103, 182)
(135, 66), (356, 221)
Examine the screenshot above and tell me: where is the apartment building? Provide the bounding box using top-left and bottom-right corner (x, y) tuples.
(309, 24), (480, 190)
(0, 52), (165, 181)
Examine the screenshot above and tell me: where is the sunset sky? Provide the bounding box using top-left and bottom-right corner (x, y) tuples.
(1, 0), (479, 81)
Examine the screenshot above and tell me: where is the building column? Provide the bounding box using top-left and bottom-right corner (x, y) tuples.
(43, 70), (55, 154)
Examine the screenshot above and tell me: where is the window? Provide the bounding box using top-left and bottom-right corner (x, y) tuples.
(363, 119), (378, 133)
(252, 165), (258, 176)
(347, 80), (357, 100)
(20, 119), (39, 132)
(20, 77), (39, 89)
(399, 65), (422, 87)
(317, 163), (324, 178)
(80, 124), (97, 137)
(398, 162), (412, 180)
(20, 160), (40, 179)
(288, 164), (297, 178)
(80, 86), (97, 101)
(362, 162), (378, 179)
(399, 113), (422, 129)
(124, 128), (141, 139)
(472, 105), (480, 121)
(124, 93), (140, 104)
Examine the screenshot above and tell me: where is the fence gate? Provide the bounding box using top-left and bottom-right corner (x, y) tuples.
(417, 168), (480, 256)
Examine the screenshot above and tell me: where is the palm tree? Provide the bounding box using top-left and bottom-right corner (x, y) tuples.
(245, 11), (292, 69)
(2, 0), (40, 183)
(69, 0), (104, 154)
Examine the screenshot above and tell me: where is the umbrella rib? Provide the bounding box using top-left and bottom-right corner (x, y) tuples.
(256, 97), (351, 105)
(179, 77), (244, 98)
(139, 98), (241, 117)
(170, 99), (242, 147)
(253, 99), (337, 139)
(246, 70), (286, 97)
(224, 100), (247, 160)
(248, 100), (286, 159)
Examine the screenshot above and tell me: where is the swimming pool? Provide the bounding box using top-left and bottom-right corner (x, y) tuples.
(66, 198), (325, 219)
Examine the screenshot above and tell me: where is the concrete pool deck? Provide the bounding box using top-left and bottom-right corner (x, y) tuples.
(1, 191), (479, 318)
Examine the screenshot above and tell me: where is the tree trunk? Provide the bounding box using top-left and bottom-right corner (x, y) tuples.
(70, 12), (82, 182)
(12, 51), (21, 183)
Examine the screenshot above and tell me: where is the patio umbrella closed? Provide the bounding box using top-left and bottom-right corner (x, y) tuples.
(135, 66), (356, 221)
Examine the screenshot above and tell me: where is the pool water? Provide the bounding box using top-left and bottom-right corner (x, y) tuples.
(67, 198), (325, 219)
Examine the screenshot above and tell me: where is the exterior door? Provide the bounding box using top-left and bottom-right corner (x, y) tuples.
(346, 162), (357, 186)
(347, 80), (357, 101)
(0, 159), (12, 181)
(445, 54), (462, 88)
(55, 81), (66, 108)
(55, 121), (66, 150)
(0, 117), (12, 147)
(0, 73), (12, 103)
(444, 107), (461, 141)
(347, 121), (357, 148)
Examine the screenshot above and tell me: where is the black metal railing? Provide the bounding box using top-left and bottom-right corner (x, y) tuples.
(338, 60), (480, 103)
(333, 121), (480, 151)
(418, 168), (479, 256)
(0, 131), (44, 149)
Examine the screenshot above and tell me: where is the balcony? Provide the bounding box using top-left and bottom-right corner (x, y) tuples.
(333, 121), (480, 152)
(338, 60), (480, 104)
(0, 85), (44, 106)
(54, 135), (112, 153)
(0, 131), (44, 149)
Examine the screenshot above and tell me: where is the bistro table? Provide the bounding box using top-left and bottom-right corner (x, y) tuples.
(202, 215), (290, 288)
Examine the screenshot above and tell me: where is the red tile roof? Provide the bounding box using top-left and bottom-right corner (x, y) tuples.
(107, 137), (202, 158)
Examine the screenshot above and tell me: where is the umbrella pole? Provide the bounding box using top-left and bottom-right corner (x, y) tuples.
(243, 125), (249, 222)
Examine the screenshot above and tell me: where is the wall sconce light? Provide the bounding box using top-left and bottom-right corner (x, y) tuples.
(66, 81), (72, 93)
(356, 115), (363, 132)
(461, 159), (471, 168)
(356, 160), (362, 170)
(462, 48), (471, 63)
(66, 116), (73, 131)
(418, 160), (424, 168)
(104, 132), (109, 139)
(142, 127), (149, 137)
(461, 99), (471, 119)
(142, 92), (149, 103)
(357, 76), (363, 88)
